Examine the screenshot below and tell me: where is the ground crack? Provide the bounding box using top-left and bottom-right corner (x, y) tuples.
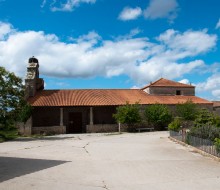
(102, 180), (110, 190)
(72, 142), (90, 155)
(83, 142), (90, 154)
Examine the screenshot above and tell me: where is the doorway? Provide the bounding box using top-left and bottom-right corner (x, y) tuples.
(68, 112), (83, 133)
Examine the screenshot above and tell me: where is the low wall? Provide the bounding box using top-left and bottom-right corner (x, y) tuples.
(32, 126), (66, 135)
(17, 117), (32, 136)
(86, 124), (118, 133)
(86, 124), (130, 133)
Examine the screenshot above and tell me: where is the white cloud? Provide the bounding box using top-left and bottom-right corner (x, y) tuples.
(41, 0), (47, 8)
(144, 0), (178, 22)
(197, 74), (220, 91)
(215, 18), (220, 29)
(118, 7), (142, 21)
(0, 22), (218, 92)
(196, 74), (220, 99)
(178, 79), (189, 84)
(212, 90), (220, 99)
(157, 29), (217, 56)
(0, 22), (13, 40)
(51, 0), (96, 12)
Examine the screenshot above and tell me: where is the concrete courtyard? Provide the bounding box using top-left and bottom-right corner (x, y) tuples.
(0, 131), (220, 190)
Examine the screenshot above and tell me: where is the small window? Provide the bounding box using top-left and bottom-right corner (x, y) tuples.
(176, 90), (181, 95)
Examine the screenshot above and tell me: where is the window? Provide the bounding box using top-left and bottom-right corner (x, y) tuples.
(176, 90), (181, 95)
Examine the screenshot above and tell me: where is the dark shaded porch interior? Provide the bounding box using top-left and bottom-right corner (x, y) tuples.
(32, 106), (117, 133)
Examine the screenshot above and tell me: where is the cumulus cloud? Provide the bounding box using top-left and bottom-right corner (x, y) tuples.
(0, 22), (218, 95)
(216, 18), (220, 29)
(178, 79), (190, 84)
(51, 0), (96, 12)
(157, 29), (217, 56)
(144, 0), (179, 22)
(196, 73), (220, 99)
(197, 74), (220, 91)
(0, 22), (13, 40)
(118, 7), (142, 21)
(212, 90), (220, 99)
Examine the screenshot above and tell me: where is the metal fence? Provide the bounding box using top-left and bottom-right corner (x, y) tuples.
(170, 130), (220, 157)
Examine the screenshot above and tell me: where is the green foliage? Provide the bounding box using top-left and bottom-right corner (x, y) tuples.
(214, 138), (220, 153)
(194, 108), (216, 128)
(188, 125), (220, 141)
(213, 115), (220, 128)
(0, 119), (18, 141)
(186, 108), (220, 142)
(168, 117), (181, 132)
(144, 104), (172, 130)
(113, 102), (142, 125)
(176, 100), (198, 121)
(0, 66), (26, 141)
(18, 104), (33, 123)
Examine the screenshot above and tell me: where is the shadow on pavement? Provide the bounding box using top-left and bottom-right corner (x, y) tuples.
(13, 136), (75, 142)
(0, 156), (69, 182)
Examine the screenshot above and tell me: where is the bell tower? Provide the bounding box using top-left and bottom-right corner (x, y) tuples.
(25, 57), (44, 98)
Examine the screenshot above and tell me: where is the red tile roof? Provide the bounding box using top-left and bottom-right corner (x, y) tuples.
(28, 89), (212, 107)
(142, 78), (194, 89)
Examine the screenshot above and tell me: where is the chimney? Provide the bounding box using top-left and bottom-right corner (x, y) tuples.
(25, 57), (44, 98)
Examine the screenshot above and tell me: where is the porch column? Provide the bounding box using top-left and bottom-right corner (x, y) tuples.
(90, 107), (93, 125)
(60, 107), (63, 126)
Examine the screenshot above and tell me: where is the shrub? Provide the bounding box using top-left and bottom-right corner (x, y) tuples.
(145, 104), (172, 130)
(188, 125), (220, 141)
(213, 115), (220, 128)
(176, 100), (198, 121)
(194, 108), (214, 128)
(214, 138), (220, 153)
(168, 117), (181, 132)
(113, 102), (142, 131)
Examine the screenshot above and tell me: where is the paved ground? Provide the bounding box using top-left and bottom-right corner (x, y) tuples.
(0, 132), (220, 190)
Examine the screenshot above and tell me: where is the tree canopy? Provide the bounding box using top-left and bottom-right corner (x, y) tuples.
(113, 102), (141, 126)
(0, 66), (27, 140)
(144, 104), (172, 130)
(176, 100), (198, 121)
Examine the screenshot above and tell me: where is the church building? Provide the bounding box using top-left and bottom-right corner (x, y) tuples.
(21, 57), (213, 135)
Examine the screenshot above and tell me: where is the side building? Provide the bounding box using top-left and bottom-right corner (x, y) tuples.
(21, 57), (213, 135)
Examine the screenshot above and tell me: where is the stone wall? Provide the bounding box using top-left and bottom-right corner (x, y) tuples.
(17, 117), (32, 136)
(214, 107), (220, 116)
(32, 126), (66, 135)
(145, 87), (195, 96)
(86, 124), (118, 133)
(86, 124), (132, 133)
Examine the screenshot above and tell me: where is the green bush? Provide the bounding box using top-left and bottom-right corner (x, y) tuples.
(145, 104), (172, 130)
(0, 119), (18, 141)
(214, 138), (220, 153)
(176, 100), (198, 121)
(188, 125), (220, 141)
(194, 108), (214, 128)
(213, 115), (220, 128)
(168, 117), (181, 132)
(18, 104), (33, 123)
(113, 102), (141, 131)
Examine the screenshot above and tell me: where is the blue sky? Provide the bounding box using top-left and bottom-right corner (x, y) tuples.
(0, 0), (220, 100)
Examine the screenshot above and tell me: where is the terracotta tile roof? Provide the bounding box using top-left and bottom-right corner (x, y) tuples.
(28, 89), (212, 107)
(142, 78), (194, 89)
(213, 101), (220, 107)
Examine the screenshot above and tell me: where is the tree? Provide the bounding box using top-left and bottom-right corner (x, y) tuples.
(113, 102), (141, 131)
(194, 108), (218, 128)
(144, 104), (172, 130)
(0, 66), (27, 141)
(176, 100), (198, 121)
